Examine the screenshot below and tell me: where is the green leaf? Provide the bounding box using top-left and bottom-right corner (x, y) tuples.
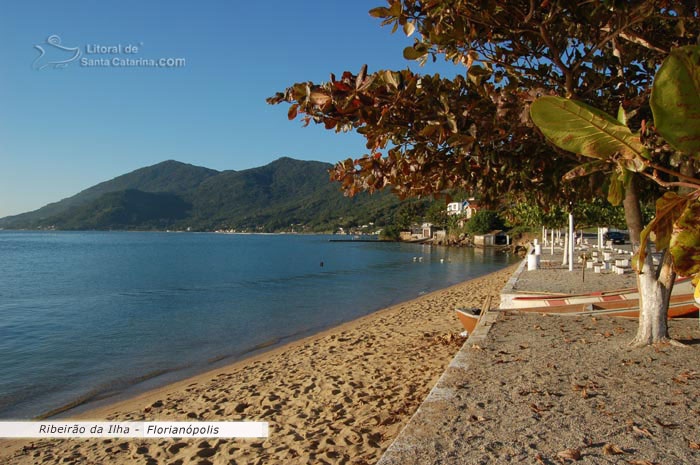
(650, 45), (700, 155)
(635, 193), (689, 271)
(562, 160), (608, 181)
(607, 172), (624, 206)
(669, 200), (700, 278)
(617, 104), (627, 125)
(654, 192), (686, 251)
(530, 96), (645, 162)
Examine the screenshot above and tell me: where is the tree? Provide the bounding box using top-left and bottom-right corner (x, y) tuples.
(530, 46), (700, 346)
(394, 201), (426, 230)
(425, 201), (449, 228)
(268, 1), (699, 345)
(465, 210), (504, 235)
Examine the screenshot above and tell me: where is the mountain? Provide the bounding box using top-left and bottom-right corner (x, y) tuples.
(0, 158), (401, 232)
(0, 160), (218, 228)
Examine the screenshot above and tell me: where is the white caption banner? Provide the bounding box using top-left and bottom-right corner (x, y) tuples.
(0, 422), (268, 438)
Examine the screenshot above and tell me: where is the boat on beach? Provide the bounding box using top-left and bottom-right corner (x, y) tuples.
(458, 289), (698, 332)
(455, 307), (481, 334)
(508, 292), (698, 319)
(510, 276), (693, 308)
(455, 296), (492, 335)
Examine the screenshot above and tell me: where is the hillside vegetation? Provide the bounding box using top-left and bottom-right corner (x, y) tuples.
(0, 158), (401, 232)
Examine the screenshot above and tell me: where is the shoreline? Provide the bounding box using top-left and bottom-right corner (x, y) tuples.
(1, 263), (519, 464)
(32, 262), (515, 421)
(78, 263), (517, 420)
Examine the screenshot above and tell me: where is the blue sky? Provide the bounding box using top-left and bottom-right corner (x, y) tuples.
(0, 1), (462, 217)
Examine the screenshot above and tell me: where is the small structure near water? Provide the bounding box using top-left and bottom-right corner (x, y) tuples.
(473, 230), (508, 247)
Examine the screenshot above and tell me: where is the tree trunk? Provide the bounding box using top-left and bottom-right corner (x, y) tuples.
(624, 176), (674, 346)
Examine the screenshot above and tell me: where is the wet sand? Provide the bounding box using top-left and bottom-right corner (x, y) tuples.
(0, 265), (517, 465)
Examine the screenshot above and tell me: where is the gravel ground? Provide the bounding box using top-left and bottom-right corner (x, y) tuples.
(514, 250), (638, 294)
(380, 312), (700, 465)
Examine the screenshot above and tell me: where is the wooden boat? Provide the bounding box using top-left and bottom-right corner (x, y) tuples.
(510, 292), (698, 319)
(455, 296), (491, 334)
(456, 307), (481, 333)
(511, 277), (693, 309)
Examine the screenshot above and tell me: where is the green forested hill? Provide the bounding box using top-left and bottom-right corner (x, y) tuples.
(0, 158), (401, 232)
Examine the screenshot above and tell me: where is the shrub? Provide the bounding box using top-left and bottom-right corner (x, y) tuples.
(465, 210), (505, 235)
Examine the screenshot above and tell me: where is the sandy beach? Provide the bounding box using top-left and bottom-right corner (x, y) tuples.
(0, 264), (517, 465)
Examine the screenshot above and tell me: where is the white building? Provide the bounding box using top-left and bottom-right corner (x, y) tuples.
(447, 199), (479, 219)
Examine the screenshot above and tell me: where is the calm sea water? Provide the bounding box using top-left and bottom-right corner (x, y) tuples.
(0, 231), (516, 418)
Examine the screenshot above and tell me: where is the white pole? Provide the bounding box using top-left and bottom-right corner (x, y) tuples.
(550, 229), (554, 255)
(542, 226), (546, 246)
(568, 212), (574, 271)
(562, 233), (568, 266)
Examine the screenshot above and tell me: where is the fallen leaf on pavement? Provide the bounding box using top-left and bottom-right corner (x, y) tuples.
(631, 425), (653, 438)
(602, 443), (625, 455)
(557, 448), (581, 461)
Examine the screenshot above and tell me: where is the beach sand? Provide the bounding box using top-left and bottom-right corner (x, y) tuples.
(0, 264), (517, 465)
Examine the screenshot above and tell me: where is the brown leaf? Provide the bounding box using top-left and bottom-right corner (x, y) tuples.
(602, 443), (625, 455)
(672, 370), (698, 384)
(530, 403), (552, 414)
(535, 453), (546, 465)
(689, 441), (700, 449)
(471, 344), (483, 350)
(557, 448), (581, 461)
(631, 425), (653, 437)
(287, 103), (298, 120)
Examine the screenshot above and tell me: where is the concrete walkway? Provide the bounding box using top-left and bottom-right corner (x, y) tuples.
(377, 259), (526, 464)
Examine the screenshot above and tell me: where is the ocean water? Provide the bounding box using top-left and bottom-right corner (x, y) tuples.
(0, 231), (516, 419)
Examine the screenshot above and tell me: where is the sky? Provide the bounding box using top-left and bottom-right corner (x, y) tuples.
(0, 1), (463, 217)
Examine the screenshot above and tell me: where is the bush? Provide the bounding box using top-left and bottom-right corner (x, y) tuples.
(465, 210), (505, 235)
(379, 225), (401, 241)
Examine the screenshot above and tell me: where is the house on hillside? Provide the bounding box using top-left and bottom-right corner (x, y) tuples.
(447, 199), (480, 220)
